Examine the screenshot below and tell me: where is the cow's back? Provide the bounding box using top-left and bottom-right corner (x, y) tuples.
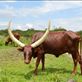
(32, 31), (80, 57)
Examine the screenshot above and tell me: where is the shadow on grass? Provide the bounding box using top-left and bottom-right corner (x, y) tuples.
(7, 67), (80, 80)
(24, 67), (80, 80)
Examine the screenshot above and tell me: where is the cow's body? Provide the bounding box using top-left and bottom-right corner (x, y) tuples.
(32, 31), (80, 57)
(5, 32), (20, 45)
(31, 31), (82, 75)
(8, 21), (82, 75)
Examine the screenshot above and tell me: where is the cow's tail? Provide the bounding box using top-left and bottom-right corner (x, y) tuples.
(79, 39), (82, 59)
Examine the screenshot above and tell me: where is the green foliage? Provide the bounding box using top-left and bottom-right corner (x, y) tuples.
(0, 29), (38, 37)
(77, 31), (82, 39)
(13, 29), (36, 38)
(0, 30), (8, 36)
(0, 29), (35, 47)
(0, 36), (5, 46)
(53, 27), (67, 32)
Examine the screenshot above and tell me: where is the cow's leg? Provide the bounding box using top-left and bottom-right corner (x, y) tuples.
(73, 50), (82, 75)
(34, 55), (41, 75)
(77, 50), (82, 75)
(71, 52), (78, 75)
(78, 55), (82, 75)
(41, 54), (45, 71)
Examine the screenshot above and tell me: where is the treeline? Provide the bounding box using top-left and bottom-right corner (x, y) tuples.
(0, 29), (37, 37)
(53, 28), (82, 38)
(77, 31), (82, 38)
(0, 28), (82, 38)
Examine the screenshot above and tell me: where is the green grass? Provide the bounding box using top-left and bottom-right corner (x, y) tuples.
(0, 47), (82, 82)
(0, 35), (82, 82)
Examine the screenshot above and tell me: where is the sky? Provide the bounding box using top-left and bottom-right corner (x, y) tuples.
(0, 1), (82, 31)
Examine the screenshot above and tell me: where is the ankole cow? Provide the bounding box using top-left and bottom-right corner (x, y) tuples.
(5, 32), (20, 45)
(8, 21), (82, 75)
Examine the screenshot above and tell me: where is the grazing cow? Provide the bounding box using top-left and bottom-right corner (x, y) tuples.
(5, 32), (20, 45)
(8, 21), (82, 75)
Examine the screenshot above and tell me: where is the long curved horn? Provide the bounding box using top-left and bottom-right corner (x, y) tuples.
(8, 21), (25, 47)
(31, 20), (51, 48)
(8, 20), (51, 48)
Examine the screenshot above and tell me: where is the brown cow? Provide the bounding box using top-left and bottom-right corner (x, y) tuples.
(5, 32), (20, 46)
(8, 21), (82, 75)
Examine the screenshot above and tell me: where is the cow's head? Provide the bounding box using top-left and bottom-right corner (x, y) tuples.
(8, 20), (51, 64)
(17, 45), (32, 64)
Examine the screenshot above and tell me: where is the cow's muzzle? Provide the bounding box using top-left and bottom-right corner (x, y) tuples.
(24, 60), (30, 64)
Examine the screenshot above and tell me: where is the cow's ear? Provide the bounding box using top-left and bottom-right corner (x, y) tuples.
(17, 47), (24, 52)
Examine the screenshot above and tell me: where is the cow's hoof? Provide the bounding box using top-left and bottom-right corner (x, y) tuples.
(71, 73), (75, 76)
(80, 71), (82, 75)
(72, 71), (76, 76)
(80, 73), (82, 75)
(42, 68), (45, 71)
(34, 73), (37, 75)
(34, 71), (37, 75)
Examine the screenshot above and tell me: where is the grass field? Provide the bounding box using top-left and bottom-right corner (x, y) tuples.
(0, 45), (82, 82)
(0, 34), (82, 82)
